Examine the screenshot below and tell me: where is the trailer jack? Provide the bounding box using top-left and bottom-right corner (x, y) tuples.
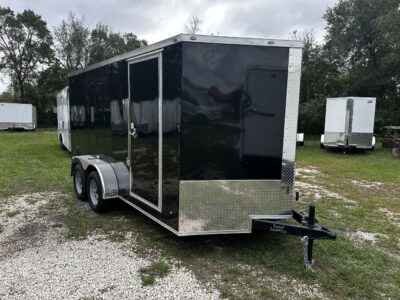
(253, 204), (336, 268)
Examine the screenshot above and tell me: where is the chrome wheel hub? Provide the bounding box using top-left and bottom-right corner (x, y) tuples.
(75, 172), (82, 195)
(89, 180), (99, 206)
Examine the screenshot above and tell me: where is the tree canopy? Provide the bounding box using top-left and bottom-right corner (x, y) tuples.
(0, 1), (399, 130)
(297, 0), (400, 133)
(0, 6), (53, 98)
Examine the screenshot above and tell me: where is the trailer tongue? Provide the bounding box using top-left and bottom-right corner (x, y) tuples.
(253, 204), (336, 268)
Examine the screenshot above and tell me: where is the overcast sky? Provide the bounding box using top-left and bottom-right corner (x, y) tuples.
(0, 0), (339, 93)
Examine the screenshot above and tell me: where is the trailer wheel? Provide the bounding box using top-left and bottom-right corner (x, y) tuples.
(86, 171), (108, 213)
(320, 143), (325, 149)
(73, 164), (87, 201)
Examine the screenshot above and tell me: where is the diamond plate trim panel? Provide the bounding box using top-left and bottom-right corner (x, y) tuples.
(349, 132), (374, 148)
(282, 47), (302, 195)
(179, 180), (292, 233)
(74, 155), (119, 199)
(324, 132), (346, 145)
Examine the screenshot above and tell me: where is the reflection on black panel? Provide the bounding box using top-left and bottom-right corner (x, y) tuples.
(240, 68), (287, 178)
(130, 58), (159, 206)
(110, 99), (128, 135)
(181, 43), (289, 180)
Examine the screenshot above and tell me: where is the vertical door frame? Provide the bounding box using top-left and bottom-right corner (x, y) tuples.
(127, 49), (163, 212)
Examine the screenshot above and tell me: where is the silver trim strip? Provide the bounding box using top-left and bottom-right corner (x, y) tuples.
(158, 52), (163, 210)
(126, 49), (164, 62)
(92, 164), (107, 199)
(127, 53), (163, 212)
(118, 196), (179, 235)
(281, 47), (303, 193)
(250, 215), (292, 219)
(117, 196), (290, 236)
(68, 34), (303, 77)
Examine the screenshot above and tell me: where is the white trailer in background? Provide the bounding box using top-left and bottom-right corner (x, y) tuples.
(0, 102), (37, 130)
(57, 87), (71, 151)
(296, 133), (304, 146)
(321, 97), (376, 150)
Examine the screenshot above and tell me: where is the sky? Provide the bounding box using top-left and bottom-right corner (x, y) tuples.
(0, 0), (339, 93)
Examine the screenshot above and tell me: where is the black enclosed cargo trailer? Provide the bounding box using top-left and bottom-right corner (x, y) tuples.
(68, 34), (335, 267)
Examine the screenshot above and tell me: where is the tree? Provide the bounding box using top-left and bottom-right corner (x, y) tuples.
(89, 23), (147, 64)
(185, 16), (202, 35)
(0, 7), (53, 98)
(290, 30), (332, 133)
(323, 0), (400, 129)
(53, 12), (90, 72)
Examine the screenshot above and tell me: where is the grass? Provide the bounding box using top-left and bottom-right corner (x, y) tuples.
(0, 130), (399, 299)
(139, 261), (170, 286)
(0, 130), (71, 196)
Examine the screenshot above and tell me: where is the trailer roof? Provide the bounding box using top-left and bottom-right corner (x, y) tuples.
(68, 33), (303, 77)
(327, 97), (376, 101)
(0, 102), (34, 107)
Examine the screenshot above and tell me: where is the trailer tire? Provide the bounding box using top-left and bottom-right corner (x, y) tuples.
(73, 164), (87, 201)
(86, 171), (108, 213)
(320, 143), (325, 149)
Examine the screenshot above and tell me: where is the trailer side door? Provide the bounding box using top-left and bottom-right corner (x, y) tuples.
(128, 52), (163, 212)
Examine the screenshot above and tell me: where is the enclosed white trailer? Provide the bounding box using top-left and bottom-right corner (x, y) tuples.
(57, 87), (71, 151)
(321, 97), (376, 150)
(0, 102), (37, 130)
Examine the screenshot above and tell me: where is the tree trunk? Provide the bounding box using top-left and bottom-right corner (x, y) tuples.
(393, 147), (400, 159)
(18, 79), (25, 99)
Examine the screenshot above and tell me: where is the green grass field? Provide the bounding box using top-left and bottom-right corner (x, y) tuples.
(0, 130), (399, 299)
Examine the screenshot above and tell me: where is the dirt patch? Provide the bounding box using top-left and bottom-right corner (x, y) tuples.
(349, 180), (384, 189)
(378, 207), (400, 227)
(295, 181), (353, 203)
(0, 192), (68, 258)
(346, 230), (389, 246)
(296, 167), (321, 180)
(215, 268), (328, 299)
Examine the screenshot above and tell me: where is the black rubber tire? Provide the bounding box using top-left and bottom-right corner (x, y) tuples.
(73, 164), (87, 201)
(370, 146), (375, 151)
(86, 171), (108, 213)
(320, 143), (325, 149)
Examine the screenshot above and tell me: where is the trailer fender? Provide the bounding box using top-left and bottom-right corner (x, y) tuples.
(71, 155), (129, 199)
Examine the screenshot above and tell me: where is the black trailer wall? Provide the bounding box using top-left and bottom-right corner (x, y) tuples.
(180, 42), (289, 181)
(69, 60), (129, 162)
(69, 40), (291, 231)
(69, 44), (182, 229)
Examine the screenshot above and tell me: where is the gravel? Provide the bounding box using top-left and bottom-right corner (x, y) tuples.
(0, 192), (220, 299)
